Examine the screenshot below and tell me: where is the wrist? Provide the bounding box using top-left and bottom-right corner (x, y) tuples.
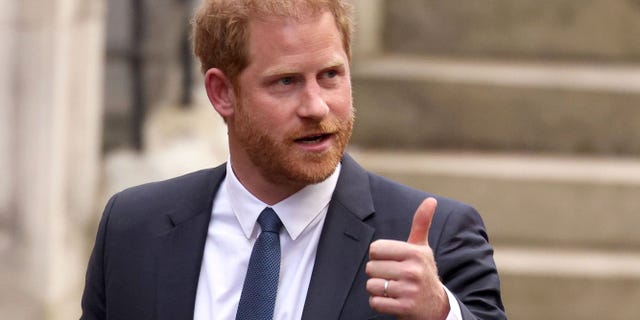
(435, 285), (451, 320)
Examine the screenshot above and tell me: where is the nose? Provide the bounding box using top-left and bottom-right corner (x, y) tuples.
(297, 81), (329, 120)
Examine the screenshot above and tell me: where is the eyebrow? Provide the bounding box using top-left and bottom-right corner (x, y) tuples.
(263, 59), (346, 78)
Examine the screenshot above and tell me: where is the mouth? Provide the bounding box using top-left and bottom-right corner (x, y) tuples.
(294, 133), (333, 144)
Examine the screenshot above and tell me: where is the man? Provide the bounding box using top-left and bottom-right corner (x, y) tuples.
(81, 0), (506, 319)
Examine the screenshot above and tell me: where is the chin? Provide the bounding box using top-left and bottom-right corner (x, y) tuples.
(269, 150), (343, 186)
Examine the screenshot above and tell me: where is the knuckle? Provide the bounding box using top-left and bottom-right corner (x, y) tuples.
(365, 278), (375, 291)
(365, 261), (373, 275)
(404, 284), (420, 297)
(407, 248), (422, 260)
(401, 264), (425, 282)
(369, 296), (382, 311)
(408, 244), (432, 260)
(398, 300), (415, 315)
(368, 242), (380, 258)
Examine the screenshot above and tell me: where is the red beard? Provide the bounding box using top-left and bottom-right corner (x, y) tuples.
(233, 104), (354, 187)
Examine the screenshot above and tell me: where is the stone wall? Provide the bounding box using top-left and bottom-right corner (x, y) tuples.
(383, 0), (640, 62)
(0, 0), (105, 318)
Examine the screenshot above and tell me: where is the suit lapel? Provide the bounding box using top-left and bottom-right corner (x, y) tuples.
(156, 211), (211, 320)
(152, 155), (376, 319)
(301, 154), (376, 320)
(155, 165), (226, 320)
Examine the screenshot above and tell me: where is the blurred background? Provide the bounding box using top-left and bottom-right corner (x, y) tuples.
(1, 0), (640, 319)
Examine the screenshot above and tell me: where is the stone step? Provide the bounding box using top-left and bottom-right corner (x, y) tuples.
(350, 150), (640, 248)
(495, 246), (640, 320)
(351, 56), (640, 155)
(380, 0), (640, 62)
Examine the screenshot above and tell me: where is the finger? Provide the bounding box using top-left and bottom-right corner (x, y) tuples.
(369, 239), (415, 261)
(366, 278), (395, 298)
(365, 260), (406, 280)
(369, 295), (404, 315)
(407, 197), (437, 245)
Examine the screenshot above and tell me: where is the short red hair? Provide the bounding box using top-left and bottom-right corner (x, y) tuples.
(192, 0), (354, 87)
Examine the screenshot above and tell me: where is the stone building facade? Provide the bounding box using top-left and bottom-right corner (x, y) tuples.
(0, 0), (105, 318)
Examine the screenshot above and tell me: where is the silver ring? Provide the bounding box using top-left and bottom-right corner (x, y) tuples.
(383, 280), (389, 297)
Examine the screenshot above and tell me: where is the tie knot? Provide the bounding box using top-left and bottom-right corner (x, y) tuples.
(258, 208), (282, 233)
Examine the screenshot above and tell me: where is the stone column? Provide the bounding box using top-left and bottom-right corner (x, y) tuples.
(0, 0), (105, 319)
(0, 0), (16, 251)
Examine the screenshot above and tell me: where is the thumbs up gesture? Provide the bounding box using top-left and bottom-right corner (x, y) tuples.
(366, 198), (450, 320)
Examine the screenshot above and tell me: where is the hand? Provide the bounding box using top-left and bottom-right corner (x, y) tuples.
(366, 198), (450, 320)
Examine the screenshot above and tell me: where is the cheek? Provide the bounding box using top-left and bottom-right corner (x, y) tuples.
(251, 106), (293, 133)
(330, 90), (353, 117)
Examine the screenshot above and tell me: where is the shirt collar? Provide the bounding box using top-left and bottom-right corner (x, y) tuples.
(225, 159), (341, 241)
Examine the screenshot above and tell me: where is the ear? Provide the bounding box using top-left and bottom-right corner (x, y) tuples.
(204, 68), (236, 118)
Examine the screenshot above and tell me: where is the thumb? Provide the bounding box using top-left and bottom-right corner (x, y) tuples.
(407, 197), (438, 245)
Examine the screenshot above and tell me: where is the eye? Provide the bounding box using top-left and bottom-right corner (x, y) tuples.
(324, 70), (338, 78)
(279, 76), (295, 85)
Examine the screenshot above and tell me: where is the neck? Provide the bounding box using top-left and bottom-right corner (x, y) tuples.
(229, 157), (306, 206)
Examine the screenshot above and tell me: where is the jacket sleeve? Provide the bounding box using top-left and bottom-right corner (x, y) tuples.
(434, 203), (507, 320)
(80, 194), (118, 320)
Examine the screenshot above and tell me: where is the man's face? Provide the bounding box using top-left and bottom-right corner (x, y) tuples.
(228, 10), (354, 188)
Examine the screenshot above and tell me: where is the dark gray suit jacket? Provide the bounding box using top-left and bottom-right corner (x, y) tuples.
(81, 154), (506, 319)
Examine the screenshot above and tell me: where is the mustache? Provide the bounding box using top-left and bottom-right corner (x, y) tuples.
(288, 117), (351, 139)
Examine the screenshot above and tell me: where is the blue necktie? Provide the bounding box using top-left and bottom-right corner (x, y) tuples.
(236, 208), (283, 320)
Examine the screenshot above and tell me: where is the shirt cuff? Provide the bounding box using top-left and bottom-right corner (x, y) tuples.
(443, 285), (462, 320)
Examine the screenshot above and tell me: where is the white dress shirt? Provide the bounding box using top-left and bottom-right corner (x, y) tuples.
(193, 160), (461, 319)
(194, 161), (340, 319)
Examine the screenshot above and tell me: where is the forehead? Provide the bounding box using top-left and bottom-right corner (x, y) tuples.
(244, 10), (345, 65)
